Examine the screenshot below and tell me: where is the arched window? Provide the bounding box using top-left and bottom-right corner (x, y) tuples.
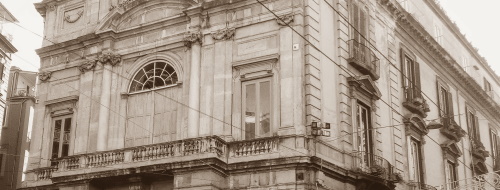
(129, 61), (178, 93)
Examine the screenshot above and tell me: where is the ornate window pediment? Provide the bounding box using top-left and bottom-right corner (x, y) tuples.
(348, 75), (381, 100)
(441, 140), (463, 160)
(404, 114), (428, 136)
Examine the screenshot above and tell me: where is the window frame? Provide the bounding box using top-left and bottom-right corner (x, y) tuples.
(50, 114), (73, 165)
(241, 77), (273, 140)
(128, 61), (180, 94)
(349, 0), (369, 45)
(400, 45), (421, 102)
(445, 160), (458, 189)
(407, 137), (424, 184)
(484, 78), (492, 92)
(490, 128), (499, 166)
(466, 105), (480, 141)
(355, 101), (374, 155)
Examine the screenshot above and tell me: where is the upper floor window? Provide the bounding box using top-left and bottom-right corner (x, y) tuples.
(398, 0), (411, 12)
(445, 160), (458, 189)
(490, 129), (500, 166)
(129, 61), (178, 93)
(51, 115), (72, 166)
(436, 78), (454, 119)
(243, 78), (272, 140)
(434, 24), (443, 44)
(356, 102), (373, 154)
(401, 46), (429, 118)
(466, 108), (480, 141)
(408, 137), (424, 183)
(350, 1), (368, 44)
(484, 78), (492, 92)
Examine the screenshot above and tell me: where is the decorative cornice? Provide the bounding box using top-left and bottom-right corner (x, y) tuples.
(378, 0), (500, 118)
(78, 61), (96, 74)
(38, 71), (52, 82)
(276, 14), (294, 26)
(97, 51), (121, 66)
(211, 28), (235, 41)
(182, 31), (202, 48)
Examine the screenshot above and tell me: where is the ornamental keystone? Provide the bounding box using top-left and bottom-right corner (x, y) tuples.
(38, 71), (52, 82)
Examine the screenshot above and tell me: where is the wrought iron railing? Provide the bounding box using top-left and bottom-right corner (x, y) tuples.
(347, 39), (380, 80)
(351, 151), (395, 181)
(438, 172), (500, 190)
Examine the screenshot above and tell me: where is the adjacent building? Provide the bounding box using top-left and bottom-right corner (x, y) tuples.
(22, 0), (500, 190)
(0, 66), (37, 190)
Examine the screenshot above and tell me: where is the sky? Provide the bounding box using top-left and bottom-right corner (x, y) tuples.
(0, 0), (499, 75)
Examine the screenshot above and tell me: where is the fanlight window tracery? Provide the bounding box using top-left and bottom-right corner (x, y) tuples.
(129, 61), (178, 93)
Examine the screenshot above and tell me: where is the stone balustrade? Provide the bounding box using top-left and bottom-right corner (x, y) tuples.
(33, 166), (57, 181)
(229, 137), (279, 157)
(32, 136), (283, 181)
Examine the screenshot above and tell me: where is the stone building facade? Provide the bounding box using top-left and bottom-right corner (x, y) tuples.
(22, 0), (500, 190)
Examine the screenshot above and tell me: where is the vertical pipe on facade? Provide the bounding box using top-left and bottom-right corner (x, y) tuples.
(187, 42), (201, 138)
(97, 63), (112, 151)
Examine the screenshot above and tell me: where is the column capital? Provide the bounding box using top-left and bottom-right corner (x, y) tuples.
(78, 61), (97, 74)
(276, 14), (294, 26)
(211, 28), (235, 41)
(183, 31), (202, 48)
(97, 51), (121, 66)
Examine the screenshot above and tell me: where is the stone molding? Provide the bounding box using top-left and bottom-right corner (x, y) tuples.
(63, 9), (83, 23)
(211, 28), (235, 41)
(276, 14), (294, 26)
(78, 61), (96, 74)
(97, 51), (121, 66)
(183, 31), (202, 48)
(38, 71), (52, 82)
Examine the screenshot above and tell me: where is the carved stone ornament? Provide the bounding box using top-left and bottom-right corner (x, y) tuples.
(211, 28), (235, 41)
(78, 61), (97, 74)
(183, 31), (202, 48)
(64, 9), (84, 23)
(97, 51), (121, 66)
(38, 72), (52, 82)
(276, 14), (294, 26)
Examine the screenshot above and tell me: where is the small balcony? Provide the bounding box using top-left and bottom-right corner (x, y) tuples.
(439, 117), (466, 142)
(403, 87), (430, 118)
(408, 182), (437, 190)
(347, 39), (380, 80)
(351, 151), (400, 190)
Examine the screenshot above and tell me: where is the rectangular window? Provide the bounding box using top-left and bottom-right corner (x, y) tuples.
(446, 161), (458, 189)
(402, 54), (421, 101)
(434, 24), (443, 44)
(490, 129), (500, 166)
(0, 153), (4, 176)
(356, 102), (373, 154)
(242, 78), (271, 140)
(466, 108), (480, 141)
(484, 79), (492, 92)
(51, 116), (72, 166)
(408, 138), (424, 183)
(0, 63), (4, 81)
(350, 1), (368, 44)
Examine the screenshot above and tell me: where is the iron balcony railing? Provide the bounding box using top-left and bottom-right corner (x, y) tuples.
(347, 39), (380, 80)
(351, 151), (395, 181)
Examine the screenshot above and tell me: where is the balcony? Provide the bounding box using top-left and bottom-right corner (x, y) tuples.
(403, 87), (430, 118)
(350, 151), (400, 190)
(486, 90), (500, 105)
(408, 182), (437, 190)
(439, 117), (466, 142)
(347, 39), (380, 80)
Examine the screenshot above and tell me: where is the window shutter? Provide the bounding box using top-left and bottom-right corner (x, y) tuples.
(474, 115), (480, 140)
(436, 81), (443, 118)
(0, 63), (4, 80)
(351, 2), (360, 42)
(359, 8), (367, 44)
(465, 107), (471, 137)
(447, 91), (454, 119)
(414, 62), (422, 98)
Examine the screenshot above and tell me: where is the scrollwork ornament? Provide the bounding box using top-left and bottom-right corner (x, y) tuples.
(211, 28), (235, 41)
(182, 31), (202, 48)
(276, 14), (294, 26)
(78, 61), (97, 74)
(97, 51), (121, 66)
(38, 72), (52, 82)
(64, 10), (84, 23)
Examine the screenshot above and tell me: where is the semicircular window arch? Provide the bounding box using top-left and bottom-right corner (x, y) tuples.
(129, 61), (178, 93)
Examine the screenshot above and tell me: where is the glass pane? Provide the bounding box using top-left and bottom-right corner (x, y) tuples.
(245, 84), (256, 140)
(62, 118), (71, 157)
(260, 81), (271, 137)
(52, 120), (62, 159)
(129, 62), (178, 92)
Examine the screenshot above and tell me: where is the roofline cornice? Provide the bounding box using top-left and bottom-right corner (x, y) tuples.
(422, 0), (500, 85)
(378, 0), (500, 122)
